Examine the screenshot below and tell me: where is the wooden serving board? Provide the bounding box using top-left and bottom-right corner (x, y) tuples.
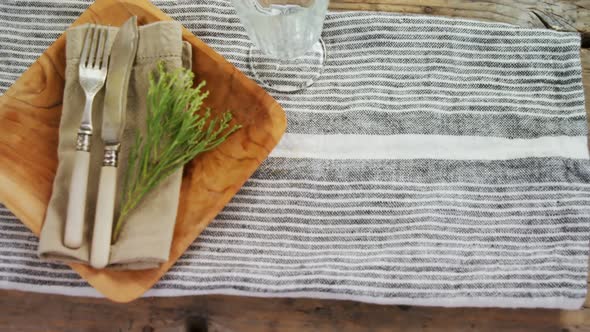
(0, 0), (286, 302)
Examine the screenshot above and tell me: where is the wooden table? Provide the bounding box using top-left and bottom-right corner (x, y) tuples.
(2, 0), (590, 331)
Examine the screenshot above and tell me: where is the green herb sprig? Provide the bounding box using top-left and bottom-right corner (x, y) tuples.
(112, 61), (241, 242)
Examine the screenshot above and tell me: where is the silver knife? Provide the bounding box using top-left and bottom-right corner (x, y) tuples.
(90, 16), (139, 269)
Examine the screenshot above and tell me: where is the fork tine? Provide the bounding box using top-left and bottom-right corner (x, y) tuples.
(100, 28), (110, 70)
(87, 24), (100, 68)
(79, 24), (95, 67)
(94, 27), (107, 69)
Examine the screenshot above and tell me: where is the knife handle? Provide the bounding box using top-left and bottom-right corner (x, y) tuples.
(90, 145), (120, 269)
(90, 164), (117, 269)
(64, 149), (91, 249)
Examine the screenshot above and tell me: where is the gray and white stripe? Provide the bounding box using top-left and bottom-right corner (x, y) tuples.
(0, 0), (589, 309)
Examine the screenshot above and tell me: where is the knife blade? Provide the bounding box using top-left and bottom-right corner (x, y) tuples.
(102, 16), (138, 146)
(90, 16), (139, 269)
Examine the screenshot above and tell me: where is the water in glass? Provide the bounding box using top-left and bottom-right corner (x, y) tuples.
(232, 0), (329, 92)
(232, 0), (329, 59)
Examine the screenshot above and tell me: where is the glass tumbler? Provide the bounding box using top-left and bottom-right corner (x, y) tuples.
(231, 0), (329, 92)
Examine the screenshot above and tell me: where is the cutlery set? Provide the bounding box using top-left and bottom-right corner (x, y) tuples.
(64, 17), (139, 269)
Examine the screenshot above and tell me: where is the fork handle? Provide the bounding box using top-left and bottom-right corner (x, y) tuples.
(64, 149), (91, 249)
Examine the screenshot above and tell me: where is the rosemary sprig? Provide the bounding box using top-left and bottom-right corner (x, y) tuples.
(112, 61), (241, 242)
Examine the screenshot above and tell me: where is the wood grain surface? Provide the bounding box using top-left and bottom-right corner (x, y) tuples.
(329, 1), (590, 34)
(0, 0), (286, 303)
(2, 0), (590, 331)
(1, 289), (589, 332)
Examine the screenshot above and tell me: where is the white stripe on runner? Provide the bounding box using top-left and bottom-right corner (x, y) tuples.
(327, 47), (580, 60)
(0, 229), (40, 236)
(171, 255), (589, 266)
(283, 107), (586, 117)
(169, 266), (587, 279)
(278, 76), (583, 87)
(0, 12), (79, 19)
(0, 0), (90, 4)
(0, 247), (39, 255)
(222, 58), (587, 80)
(225, 202), (590, 213)
(177, 257), (587, 273)
(0, 40), (48, 49)
(0, 26), (66, 34)
(0, 239), (38, 246)
(162, 271), (584, 285)
(201, 34), (580, 50)
(270, 134), (589, 160)
(158, 2), (235, 11)
(196, 43), (580, 58)
(233, 195), (590, 205)
(253, 69), (583, 82)
(312, 63), (584, 74)
(150, 280), (584, 293)
(0, 3), (86, 10)
(0, 56), (39, 63)
(240, 187), (590, 197)
(206, 226), (588, 239)
(195, 241), (589, 255)
(271, 93), (585, 105)
(215, 219), (590, 230)
(0, 215), (21, 220)
(197, 234), (589, 248)
(321, 50), (581, 63)
(299, 84), (584, 96)
(204, 225), (589, 238)
(181, 252), (587, 266)
(0, 263), (76, 275)
(179, 256), (588, 270)
(0, 72), (19, 78)
(279, 101), (583, 113)
(220, 49), (581, 66)
(0, 32), (59, 40)
(1, 64), (32, 71)
(217, 211), (590, 222)
(245, 179), (590, 187)
(326, 30), (581, 42)
(0, 272), (83, 282)
(332, 35), (580, 48)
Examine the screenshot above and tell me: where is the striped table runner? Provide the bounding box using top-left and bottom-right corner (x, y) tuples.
(1, 0), (589, 309)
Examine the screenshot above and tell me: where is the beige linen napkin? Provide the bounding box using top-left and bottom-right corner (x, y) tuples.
(38, 21), (191, 270)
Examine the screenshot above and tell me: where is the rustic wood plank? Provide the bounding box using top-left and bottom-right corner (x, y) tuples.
(329, 0), (546, 28)
(2, 290), (590, 332)
(329, 0), (590, 42)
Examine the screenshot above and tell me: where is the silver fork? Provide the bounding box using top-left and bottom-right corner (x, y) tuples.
(64, 24), (110, 249)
